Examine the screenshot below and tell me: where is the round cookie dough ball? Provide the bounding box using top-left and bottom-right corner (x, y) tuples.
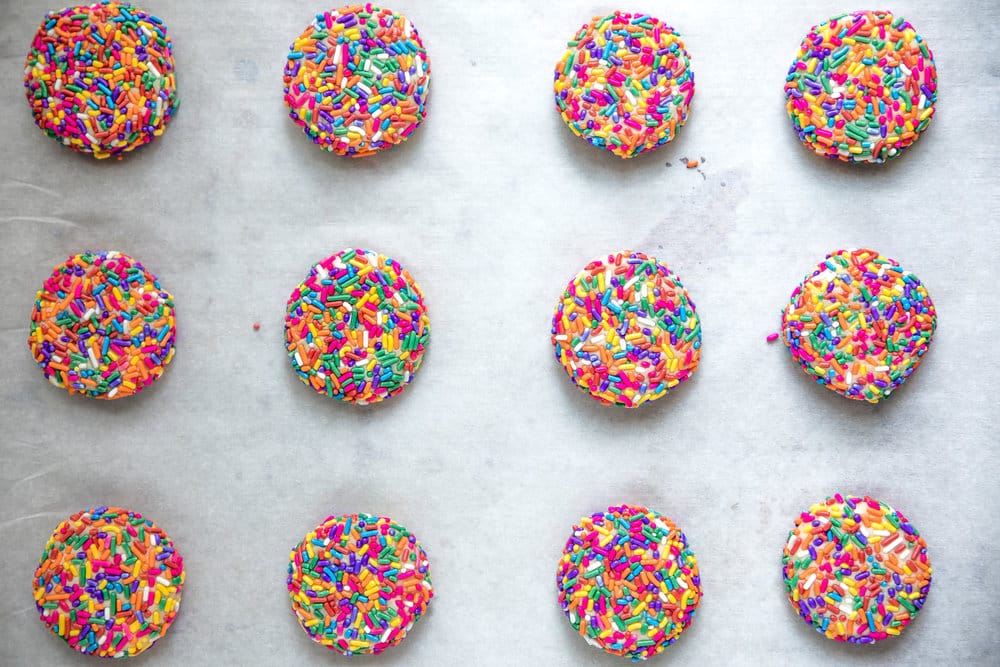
(556, 505), (702, 660)
(284, 248), (429, 404)
(287, 513), (433, 655)
(782, 494), (932, 643)
(33, 506), (185, 658)
(784, 10), (937, 163)
(554, 11), (694, 158)
(781, 248), (935, 403)
(551, 251), (701, 408)
(28, 251), (177, 400)
(283, 5), (431, 156)
(23, 2), (179, 159)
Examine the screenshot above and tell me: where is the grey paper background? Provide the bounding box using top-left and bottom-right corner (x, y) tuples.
(1, 1), (998, 665)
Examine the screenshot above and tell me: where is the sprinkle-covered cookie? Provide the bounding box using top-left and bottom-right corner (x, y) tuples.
(287, 513), (433, 655)
(782, 494), (932, 643)
(28, 251), (176, 400)
(554, 11), (694, 158)
(283, 5), (430, 156)
(23, 2), (179, 159)
(784, 10), (936, 163)
(556, 505), (702, 660)
(551, 251), (701, 408)
(781, 248), (935, 402)
(33, 506), (185, 658)
(284, 249), (429, 404)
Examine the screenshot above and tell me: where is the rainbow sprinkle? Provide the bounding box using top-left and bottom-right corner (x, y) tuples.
(283, 4), (430, 156)
(784, 10), (937, 163)
(33, 506), (185, 658)
(28, 251), (176, 400)
(551, 251), (701, 408)
(284, 249), (429, 404)
(287, 513), (433, 655)
(554, 11), (694, 158)
(556, 505), (702, 660)
(782, 494), (932, 643)
(781, 248), (936, 403)
(22, 2), (178, 159)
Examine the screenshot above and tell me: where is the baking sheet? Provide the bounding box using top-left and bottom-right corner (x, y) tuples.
(2, 1), (999, 664)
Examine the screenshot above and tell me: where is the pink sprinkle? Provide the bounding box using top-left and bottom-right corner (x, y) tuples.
(767, 333), (780, 342)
